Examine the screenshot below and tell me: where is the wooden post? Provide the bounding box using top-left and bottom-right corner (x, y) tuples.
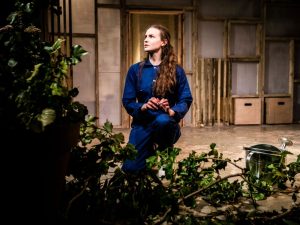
(217, 58), (221, 125)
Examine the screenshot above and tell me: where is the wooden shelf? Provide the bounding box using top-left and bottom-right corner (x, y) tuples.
(263, 94), (291, 98)
(228, 56), (260, 62)
(231, 95), (260, 98)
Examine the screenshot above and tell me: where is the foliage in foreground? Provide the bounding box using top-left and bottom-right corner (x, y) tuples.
(0, 1), (88, 134)
(62, 118), (300, 225)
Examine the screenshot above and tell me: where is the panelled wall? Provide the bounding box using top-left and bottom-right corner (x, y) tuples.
(50, 0), (97, 117)
(264, 1), (300, 125)
(195, 0), (263, 126)
(50, 0), (300, 128)
(73, 0), (194, 127)
(194, 0), (300, 126)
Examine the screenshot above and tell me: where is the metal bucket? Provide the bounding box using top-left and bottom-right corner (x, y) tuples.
(243, 137), (292, 179)
(244, 144), (282, 178)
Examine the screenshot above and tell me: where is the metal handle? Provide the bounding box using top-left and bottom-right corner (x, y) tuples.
(247, 151), (269, 178)
(246, 151), (255, 169)
(246, 151), (280, 169)
(243, 146), (281, 155)
(278, 137), (293, 151)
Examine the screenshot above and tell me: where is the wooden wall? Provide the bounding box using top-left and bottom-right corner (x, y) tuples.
(51, 0), (300, 127)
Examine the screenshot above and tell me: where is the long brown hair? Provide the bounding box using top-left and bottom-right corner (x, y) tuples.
(146, 24), (177, 97)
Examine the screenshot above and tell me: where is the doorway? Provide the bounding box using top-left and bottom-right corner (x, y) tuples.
(129, 12), (183, 66)
(121, 12), (184, 128)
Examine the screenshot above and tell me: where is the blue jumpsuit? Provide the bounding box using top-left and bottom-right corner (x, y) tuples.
(122, 60), (193, 173)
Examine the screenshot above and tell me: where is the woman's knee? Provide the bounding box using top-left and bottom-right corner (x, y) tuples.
(154, 114), (173, 127)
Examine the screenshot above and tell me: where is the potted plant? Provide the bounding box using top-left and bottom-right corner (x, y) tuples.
(0, 1), (88, 223)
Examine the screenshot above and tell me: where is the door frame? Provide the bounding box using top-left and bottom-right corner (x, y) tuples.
(120, 10), (184, 128)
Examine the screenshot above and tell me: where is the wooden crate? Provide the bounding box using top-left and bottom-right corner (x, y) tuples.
(234, 98), (261, 125)
(265, 97), (292, 124)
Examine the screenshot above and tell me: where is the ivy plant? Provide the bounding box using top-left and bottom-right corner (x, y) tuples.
(62, 120), (300, 225)
(0, 1), (88, 133)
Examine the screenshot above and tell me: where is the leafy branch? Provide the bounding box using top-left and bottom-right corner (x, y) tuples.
(62, 123), (300, 225)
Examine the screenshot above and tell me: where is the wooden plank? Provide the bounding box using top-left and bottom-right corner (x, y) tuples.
(194, 58), (200, 126)
(201, 58), (206, 126)
(289, 40), (295, 95)
(204, 59), (209, 125)
(223, 20), (228, 125)
(191, 2), (198, 127)
(212, 58), (216, 126)
(207, 58), (212, 126)
(228, 57), (260, 62)
(261, 3), (266, 124)
(289, 40), (295, 122)
(217, 58), (221, 125)
(223, 59), (228, 124)
(120, 4), (130, 128)
(228, 60), (232, 124)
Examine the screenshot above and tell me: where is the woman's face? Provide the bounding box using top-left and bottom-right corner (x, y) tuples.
(144, 27), (166, 53)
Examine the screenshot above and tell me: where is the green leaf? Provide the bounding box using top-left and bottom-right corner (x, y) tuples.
(8, 58), (17, 67)
(59, 59), (68, 76)
(37, 108), (56, 129)
(146, 155), (157, 169)
(27, 63), (42, 81)
(52, 38), (64, 52)
(50, 83), (66, 96)
(44, 38), (64, 54)
(282, 219), (300, 225)
(210, 143), (216, 150)
(44, 46), (53, 52)
(8, 12), (17, 24)
(254, 192), (265, 200)
(25, 2), (33, 13)
(103, 120), (113, 132)
(70, 44), (88, 65)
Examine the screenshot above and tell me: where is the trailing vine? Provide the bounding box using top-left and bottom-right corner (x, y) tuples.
(62, 118), (300, 225)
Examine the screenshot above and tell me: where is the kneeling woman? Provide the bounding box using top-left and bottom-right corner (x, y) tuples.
(122, 24), (193, 173)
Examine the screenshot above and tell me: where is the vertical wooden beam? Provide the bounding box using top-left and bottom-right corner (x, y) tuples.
(289, 40), (295, 122)
(201, 58), (205, 125)
(68, 0), (73, 88)
(212, 59), (216, 126)
(217, 58), (221, 125)
(289, 40), (295, 96)
(191, 0), (198, 127)
(95, 0), (99, 126)
(223, 20), (229, 125)
(227, 60), (232, 125)
(194, 58), (200, 126)
(207, 59), (212, 126)
(261, 1), (266, 124)
(257, 23), (264, 124)
(50, 1), (55, 43)
(62, 0), (67, 53)
(120, 0), (130, 128)
(177, 14), (183, 66)
(224, 60), (228, 125)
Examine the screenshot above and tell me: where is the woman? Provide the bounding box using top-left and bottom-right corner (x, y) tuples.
(122, 24), (193, 173)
